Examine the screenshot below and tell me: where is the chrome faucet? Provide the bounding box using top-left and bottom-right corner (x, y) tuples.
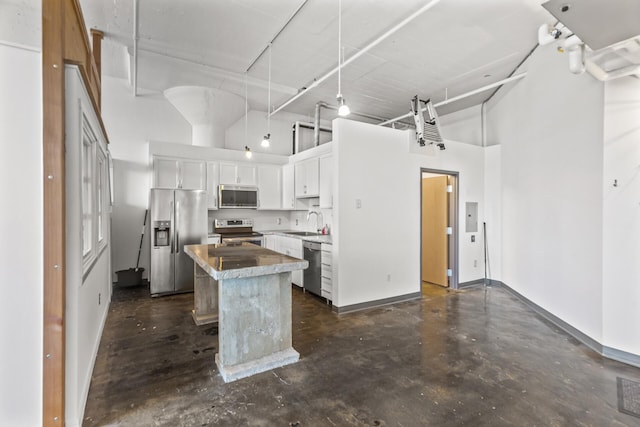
(306, 210), (323, 233)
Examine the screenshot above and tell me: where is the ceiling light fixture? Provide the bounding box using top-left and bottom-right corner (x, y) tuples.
(245, 146), (252, 159)
(262, 43), (272, 148)
(336, 0), (350, 117)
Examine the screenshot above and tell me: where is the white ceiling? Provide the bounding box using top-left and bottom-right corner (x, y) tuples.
(80, 0), (556, 124)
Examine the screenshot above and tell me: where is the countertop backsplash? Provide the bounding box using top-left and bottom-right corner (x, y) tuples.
(207, 208), (333, 235)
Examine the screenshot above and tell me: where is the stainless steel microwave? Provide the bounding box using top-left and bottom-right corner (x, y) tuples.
(218, 185), (259, 209)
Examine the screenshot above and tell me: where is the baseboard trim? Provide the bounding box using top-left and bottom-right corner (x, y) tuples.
(603, 346), (640, 369)
(333, 291), (422, 314)
(458, 279), (486, 288)
(497, 281), (640, 368)
(496, 281), (603, 354)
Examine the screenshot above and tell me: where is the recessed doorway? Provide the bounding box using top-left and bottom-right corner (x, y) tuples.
(420, 168), (459, 294)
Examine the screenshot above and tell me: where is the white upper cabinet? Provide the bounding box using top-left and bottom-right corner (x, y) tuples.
(154, 157), (179, 188)
(282, 164), (296, 209)
(180, 159), (207, 190)
(206, 162), (219, 209)
(219, 161), (257, 186)
(257, 165), (282, 210)
(319, 155), (333, 208)
(294, 158), (319, 198)
(153, 156), (206, 190)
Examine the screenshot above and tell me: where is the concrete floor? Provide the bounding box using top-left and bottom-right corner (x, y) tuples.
(83, 283), (640, 426)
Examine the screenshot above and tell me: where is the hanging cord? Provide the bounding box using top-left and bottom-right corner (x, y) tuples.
(267, 43), (272, 135)
(244, 72), (248, 145)
(337, 0), (342, 96)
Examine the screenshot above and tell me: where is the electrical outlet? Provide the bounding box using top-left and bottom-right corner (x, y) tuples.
(473, 260), (478, 268)
(387, 274), (391, 282)
(471, 235), (475, 243)
(277, 217), (281, 225)
(295, 219), (299, 226)
(356, 199), (362, 209)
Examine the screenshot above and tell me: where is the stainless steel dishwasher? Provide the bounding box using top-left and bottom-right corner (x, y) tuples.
(303, 241), (322, 297)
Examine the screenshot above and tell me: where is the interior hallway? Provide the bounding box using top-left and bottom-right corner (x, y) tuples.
(83, 284), (640, 426)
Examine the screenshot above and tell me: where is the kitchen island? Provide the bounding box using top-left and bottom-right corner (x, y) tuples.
(184, 242), (307, 382)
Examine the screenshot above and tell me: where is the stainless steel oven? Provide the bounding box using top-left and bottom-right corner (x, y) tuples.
(214, 218), (263, 246)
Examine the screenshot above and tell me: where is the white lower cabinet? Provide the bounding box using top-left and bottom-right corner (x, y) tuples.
(321, 243), (332, 300)
(269, 235), (303, 287)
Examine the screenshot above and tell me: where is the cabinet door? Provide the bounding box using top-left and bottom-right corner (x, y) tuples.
(153, 157), (179, 188)
(180, 160), (206, 190)
(282, 164), (296, 209)
(291, 239), (303, 287)
(305, 158), (320, 196)
(219, 162), (238, 185)
(295, 158), (319, 198)
(264, 235), (277, 251)
(258, 165), (281, 210)
(294, 162), (306, 197)
(237, 163), (257, 186)
(206, 162), (219, 209)
(319, 155), (333, 208)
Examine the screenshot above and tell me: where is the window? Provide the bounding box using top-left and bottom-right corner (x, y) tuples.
(97, 146), (107, 249)
(81, 114), (110, 273)
(81, 120), (95, 259)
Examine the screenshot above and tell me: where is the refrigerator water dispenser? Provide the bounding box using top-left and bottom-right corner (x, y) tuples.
(153, 221), (171, 247)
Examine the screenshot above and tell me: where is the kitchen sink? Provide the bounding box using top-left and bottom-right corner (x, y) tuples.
(285, 231), (320, 236)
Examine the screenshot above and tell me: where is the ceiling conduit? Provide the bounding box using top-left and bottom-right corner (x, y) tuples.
(270, 0), (443, 117)
(378, 73), (527, 127)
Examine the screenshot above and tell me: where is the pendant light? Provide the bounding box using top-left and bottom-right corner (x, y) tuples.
(245, 146), (252, 159)
(336, 0), (350, 117)
(262, 43), (272, 147)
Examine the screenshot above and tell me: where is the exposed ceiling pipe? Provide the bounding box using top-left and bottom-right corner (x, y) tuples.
(270, 0), (443, 117)
(245, 0), (310, 73)
(378, 73), (527, 127)
(132, 0), (138, 96)
(314, 102), (328, 146)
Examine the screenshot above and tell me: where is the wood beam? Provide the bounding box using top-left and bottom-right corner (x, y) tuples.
(42, 0), (66, 424)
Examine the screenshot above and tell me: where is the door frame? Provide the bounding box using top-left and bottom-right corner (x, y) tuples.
(420, 168), (459, 291)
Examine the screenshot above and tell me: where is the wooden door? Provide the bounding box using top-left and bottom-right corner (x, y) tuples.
(422, 176), (449, 287)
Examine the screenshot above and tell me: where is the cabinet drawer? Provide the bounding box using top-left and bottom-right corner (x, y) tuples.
(321, 276), (332, 291)
(321, 264), (332, 279)
(321, 289), (332, 300)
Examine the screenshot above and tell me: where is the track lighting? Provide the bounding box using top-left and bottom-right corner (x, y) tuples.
(337, 94), (350, 117)
(245, 146), (252, 159)
(261, 133), (271, 148)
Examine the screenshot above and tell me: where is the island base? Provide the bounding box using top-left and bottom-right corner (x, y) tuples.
(191, 310), (218, 326)
(215, 348), (300, 383)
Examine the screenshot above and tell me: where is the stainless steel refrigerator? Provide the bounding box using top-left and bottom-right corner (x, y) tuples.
(150, 189), (207, 296)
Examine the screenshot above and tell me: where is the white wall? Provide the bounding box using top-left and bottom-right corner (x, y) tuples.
(102, 76), (192, 280)
(602, 77), (640, 356)
(0, 43), (43, 425)
(483, 145), (502, 282)
(332, 119), (485, 309)
(486, 44), (604, 341)
(65, 68), (113, 427)
(439, 104), (483, 146)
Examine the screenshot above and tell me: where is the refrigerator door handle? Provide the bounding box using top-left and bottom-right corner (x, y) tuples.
(170, 200), (174, 254)
(176, 201), (180, 254)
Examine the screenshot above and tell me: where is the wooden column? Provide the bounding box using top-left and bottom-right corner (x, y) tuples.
(42, 0), (66, 425)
